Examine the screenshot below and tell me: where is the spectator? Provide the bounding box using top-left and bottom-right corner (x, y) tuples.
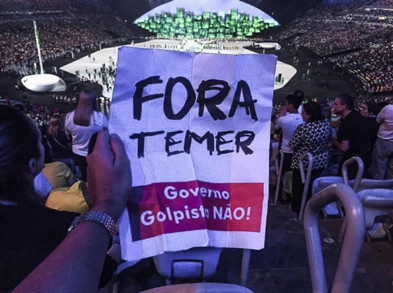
(371, 104), (393, 179)
(12, 129), (131, 293)
(289, 101), (331, 215)
(46, 113), (77, 174)
(359, 101), (380, 147)
(360, 101), (380, 176)
(331, 94), (370, 179)
(0, 105), (116, 292)
(274, 94), (304, 203)
(65, 89), (108, 180)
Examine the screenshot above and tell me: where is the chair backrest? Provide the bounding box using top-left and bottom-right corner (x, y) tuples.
(353, 179), (393, 235)
(312, 156), (364, 196)
(310, 156), (364, 218)
(274, 149), (285, 205)
(153, 247), (223, 284)
(153, 247), (251, 287)
(341, 156), (364, 192)
(303, 184), (365, 293)
(358, 188), (393, 230)
(298, 152), (313, 220)
(140, 282), (254, 293)
(357, 179), (393, 192)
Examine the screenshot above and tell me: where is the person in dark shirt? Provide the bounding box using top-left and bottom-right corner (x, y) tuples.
(0, 105), (115, 292)
(331, 94), (370, 179)
(0, 203), (77, 292)
(360, 101), (380, 148)
(359, 101), (380, 176)
(12, 130), (132, 293)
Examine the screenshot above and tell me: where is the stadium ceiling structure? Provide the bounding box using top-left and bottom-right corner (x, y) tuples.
(135, 0), (278, 23)
(106, 0), (322, 26)
(133, 0), (280, 39)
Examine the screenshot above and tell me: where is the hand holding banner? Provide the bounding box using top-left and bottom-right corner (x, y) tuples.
(109, 47), (277, 261)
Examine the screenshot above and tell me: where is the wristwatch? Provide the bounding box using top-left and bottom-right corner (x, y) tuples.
(68, 210), (117, 247)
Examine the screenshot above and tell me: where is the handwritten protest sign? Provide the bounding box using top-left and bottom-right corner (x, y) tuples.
(109, 47), (277, 261)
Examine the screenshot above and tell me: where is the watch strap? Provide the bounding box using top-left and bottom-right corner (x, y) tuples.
(68, 210), (117, 247)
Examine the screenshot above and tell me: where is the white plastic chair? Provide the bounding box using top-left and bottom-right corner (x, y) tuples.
(357, 182), (393, 241)
(274, 151), (313, 220)
(311, 156), (364, 218)
(304, 184), (365, 293)
(153, 247), (223, 285)
(273, 150), (293, 206)
(152, 248), (251, 288)
(357, 178), (393, 192)
(273, 149), (284, 205)
(298, 152), (314, 221)
(140, 282), (253, 292)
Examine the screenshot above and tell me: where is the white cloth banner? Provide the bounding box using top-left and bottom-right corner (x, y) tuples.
(109, 47), (277, 261)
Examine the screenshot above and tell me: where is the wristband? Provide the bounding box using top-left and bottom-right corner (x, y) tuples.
(68, 210), (117, 248)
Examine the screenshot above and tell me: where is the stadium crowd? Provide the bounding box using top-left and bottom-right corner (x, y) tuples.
(277, 0), (393, 96)
(0, 0), (134, 75)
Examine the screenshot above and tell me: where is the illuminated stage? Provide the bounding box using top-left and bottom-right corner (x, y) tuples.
(60, 39), (296, 98)
(21, 21), (67, 93)
(21, 73), (66, 92)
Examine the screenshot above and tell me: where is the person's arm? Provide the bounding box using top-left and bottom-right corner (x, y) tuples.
(331, 138), (349, 152)
(376, 106), (385, 124)
(288, 124), (302, 150)
(274, 117), (282, 134)
(12, 130), (131, 293)
(12, 219), (111, 293)
(64, 113), (73, 141)
(274, 107), (286, 131)
(99, 111), (109, 129)
(332, 118), (349, 152)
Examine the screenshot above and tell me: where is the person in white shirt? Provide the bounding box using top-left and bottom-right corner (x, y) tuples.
(371, 104), (393, 179)
(65, 89), (108, 180)
(274, 94), (304, 203)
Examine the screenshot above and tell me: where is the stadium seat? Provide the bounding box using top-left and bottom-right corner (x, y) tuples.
(298, 152), (313, 220)
(153, 247), (223, 285)
(311, 156), (364, 218)
(273, 149), (293, 206)
(357, 181), (393, 241)
(304, 184), (365, 293)
(140, 282), (253, 293)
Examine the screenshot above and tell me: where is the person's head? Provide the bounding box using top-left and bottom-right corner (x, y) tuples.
(285, 94), (302, 112)
(294, 89), (304, 104)
(47, 114), (63, 137)
(301, 101), (324, 123)
(294, 89), (304, 99)
(0, 105), (45, 203)
(73, 89), (98, 126)
(333, 94), (354, 116)
(360, 101), (379, 118)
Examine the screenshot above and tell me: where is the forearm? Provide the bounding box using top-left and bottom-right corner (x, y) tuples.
(331, 138), (348, 152)
(12, 220), (110, 293)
